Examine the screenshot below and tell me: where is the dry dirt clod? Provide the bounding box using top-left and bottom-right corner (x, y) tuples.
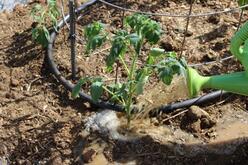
(11, 78), (19, 87)
(160, 41), (173, 51)
(50, 151), (63, 165)
(190, 119), (202, 133)
(187, 106), (210, 121)
(186, 106), (216, 130)
(5, 92), (16, 99)
(150, 117), (159, 126)
(200, 117), (216, 129)
(83, 148), (97, 163)
(208, 15), (220, 24)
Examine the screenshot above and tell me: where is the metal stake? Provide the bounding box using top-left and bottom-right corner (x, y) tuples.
(69, 0), (77, 80)
(179, 0), (194, 58)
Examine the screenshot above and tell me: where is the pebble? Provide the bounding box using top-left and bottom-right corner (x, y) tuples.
(187, 106), (210, 121)
(187, 106), (216, 130)
(201, 117), (216, 129)
(50, 151), (63, 165)
(11, 79), (19, 87)
(83, 149), (97, 163)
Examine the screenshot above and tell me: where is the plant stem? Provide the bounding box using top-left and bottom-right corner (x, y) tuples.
(119, 56), (130, 75)
(125, 50), (139, 126)
(102, 86), (125, 105)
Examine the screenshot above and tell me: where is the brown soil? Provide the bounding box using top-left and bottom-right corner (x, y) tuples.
(1, 0), (248, 165)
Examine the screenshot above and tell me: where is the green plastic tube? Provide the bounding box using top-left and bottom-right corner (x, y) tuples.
(187, 20), (248, 97)
(187, 67), (248, 97)
(230, 21), (248, 73)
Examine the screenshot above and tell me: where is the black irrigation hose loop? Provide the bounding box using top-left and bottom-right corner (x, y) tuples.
(156, 90), (229, 114)
(47, 0), (230, 114)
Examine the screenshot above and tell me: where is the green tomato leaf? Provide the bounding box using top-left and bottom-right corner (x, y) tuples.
(128, 33), (142, 54)
(86, 35), (107, 54)
(106, 33), (127, 71)
(158, 67), (173, 85)
(125, 14), (148, 33)
(107, 83), (128, 102)
(238, 0), (248, 6)
(125, 14), (162, 44)
(90, 81), (103, 102)
(32, 26), (49, 48)
(142, 21), (161, 44)
(166, 51), (177, 58)
(150, 48), (165, 57)
(85, 22), (105, 40)
(155, 52), (186, 85)
(84, 22), (107, 54)
(43, 26), (50, 41)
(135, 69), (149, 95)
(72, 78), (88, 98)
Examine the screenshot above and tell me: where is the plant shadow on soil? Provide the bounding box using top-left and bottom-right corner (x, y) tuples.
(108, 135), (248, 165)
(4, 27), (42, 67)
(3, 25), (91, 111)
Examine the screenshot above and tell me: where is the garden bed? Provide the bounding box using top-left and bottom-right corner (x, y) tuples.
(1, 0), (248, 164)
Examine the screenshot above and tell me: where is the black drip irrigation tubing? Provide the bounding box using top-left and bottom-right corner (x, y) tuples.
(47, 0), (230, 114)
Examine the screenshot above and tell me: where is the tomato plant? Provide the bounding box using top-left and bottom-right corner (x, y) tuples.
(31, 0), (60, 48)
(72, 14), (187, 126)
(238, 0), (248, 6)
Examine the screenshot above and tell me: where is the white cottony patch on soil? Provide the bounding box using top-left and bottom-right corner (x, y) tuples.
(0, 0), (28, 11)
(84, 110), (126, 140)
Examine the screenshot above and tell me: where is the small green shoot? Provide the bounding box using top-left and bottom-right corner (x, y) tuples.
(31, 0), (60, 48)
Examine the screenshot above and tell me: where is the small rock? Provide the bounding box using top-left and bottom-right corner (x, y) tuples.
(0, 82), (6, 91)
(212, 41), (225, 51)
(174, 28), (193, 37)
(160, 36), (179, 51)
(201, 117), (216, 129)
(190, 119), (202, 133)
(11, 79), (19, 87)
(187, 106), (216, 130)
(185, 30), (193, 37)
(151, 117), (159, 126)
(83, 149), (97, 163)
(50, 152), (63, 165)
(5, 92), (12, 99)
(160, 41), (173, 51)
(187, 106), (210, 121)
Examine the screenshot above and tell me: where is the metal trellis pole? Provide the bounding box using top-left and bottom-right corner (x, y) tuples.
(237, 8), (244, 31)
(69, 0), (77, 80)
(179, 0), (194, 58)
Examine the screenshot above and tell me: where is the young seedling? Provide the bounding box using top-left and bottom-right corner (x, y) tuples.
(31, 0), (60, 48)
(72, 14), (186, 126)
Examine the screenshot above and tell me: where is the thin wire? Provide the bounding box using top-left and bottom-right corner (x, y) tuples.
(60, 0), (85, 44)
(60, 0), (237, 68)
(237, 9), (244, 31)
(188, 56), (233, 67)
(179, 0), (194, 58)
(99, 0), (248, 18)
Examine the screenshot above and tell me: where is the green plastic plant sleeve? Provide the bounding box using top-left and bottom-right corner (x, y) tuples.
(187, 21), (248, 97)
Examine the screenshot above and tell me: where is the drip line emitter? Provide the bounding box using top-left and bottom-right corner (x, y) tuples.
(47, 0), (248, 115)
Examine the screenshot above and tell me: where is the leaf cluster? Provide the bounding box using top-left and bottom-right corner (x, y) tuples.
(84, 22), (107, 54)
(31, 0), (60, 47)
(73, 14), (187, 124)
